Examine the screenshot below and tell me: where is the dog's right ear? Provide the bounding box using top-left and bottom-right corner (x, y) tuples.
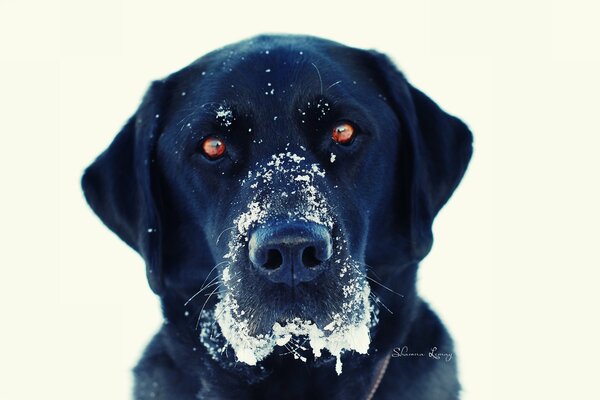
(363, 51), (473, 263)
(81, 80), (166, 294)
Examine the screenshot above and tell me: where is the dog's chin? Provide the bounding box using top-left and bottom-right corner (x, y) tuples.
(198, 276), (374, 376)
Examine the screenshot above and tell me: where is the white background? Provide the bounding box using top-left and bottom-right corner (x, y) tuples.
(1, 0), (599, 399)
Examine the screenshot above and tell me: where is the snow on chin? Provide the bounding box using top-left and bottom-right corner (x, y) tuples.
(214, 281), (372, 375)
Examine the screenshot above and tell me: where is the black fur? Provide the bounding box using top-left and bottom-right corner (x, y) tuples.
(82, 35), (472, 399)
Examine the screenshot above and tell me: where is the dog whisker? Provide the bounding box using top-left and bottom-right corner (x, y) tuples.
(184, 261), (230, 306)
(184, 276), (221, 306)
(279, 344), (295, 357)
(361, 263), (382, 279)
(370, 292), (394, 315)
(326, 80), (342, 91)
(177, 103), (226, 133)
(211, 305), (227, 328)
(289, 337), (308, 351)
(176, 109), (200, 132)
(204, 289), (227, 296)
(199, 101), (221, 109)
(311, 62), (323, 95)
(201, 274), (222, 290)
(215, 226), (236, 245)
(190, 279), (222, 300)
(196, 284), (223, 330)
(361, 262), (405, 297)
(365, 276), (405, 298)
(199, 273), (237, 304)
(282, 342), (306, 362)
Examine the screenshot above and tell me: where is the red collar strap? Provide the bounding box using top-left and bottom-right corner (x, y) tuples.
(365, 355), (391, 400)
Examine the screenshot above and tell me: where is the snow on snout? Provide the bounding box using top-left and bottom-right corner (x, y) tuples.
(200, 152), (373, 375)
(232, 152), (333, 242)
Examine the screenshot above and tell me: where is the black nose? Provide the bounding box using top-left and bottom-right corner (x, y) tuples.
(248, 222), (333, 286)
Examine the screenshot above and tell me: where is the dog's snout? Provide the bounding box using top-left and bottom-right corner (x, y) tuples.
(248, 222), (332, 286)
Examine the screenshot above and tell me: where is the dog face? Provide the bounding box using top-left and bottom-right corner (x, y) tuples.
(82, 35), (472, 376)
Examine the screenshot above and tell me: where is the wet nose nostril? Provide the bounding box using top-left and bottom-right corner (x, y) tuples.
(302, 246), (320, 268)
(248, 222), (332, 285)
(263, 249), (283, 270)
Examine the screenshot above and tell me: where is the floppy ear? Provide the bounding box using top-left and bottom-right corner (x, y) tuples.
(369, 53), (473, 261)
(406, 85), (473, 260)
(81, 80), (166, 294)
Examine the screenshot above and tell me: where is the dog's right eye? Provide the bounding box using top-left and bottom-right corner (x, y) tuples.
(200, 136), (226, 160)
(332, 122), (356, 145)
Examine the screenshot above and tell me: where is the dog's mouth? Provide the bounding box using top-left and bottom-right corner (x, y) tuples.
(199, 270), (373, 375)
(197, 152), (376, 375)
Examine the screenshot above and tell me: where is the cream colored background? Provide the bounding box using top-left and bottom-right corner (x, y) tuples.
(1, 0), (599, 399)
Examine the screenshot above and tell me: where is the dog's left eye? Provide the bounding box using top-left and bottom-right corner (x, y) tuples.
(200, 136), (226, 160)
(332, 122), (356, 145)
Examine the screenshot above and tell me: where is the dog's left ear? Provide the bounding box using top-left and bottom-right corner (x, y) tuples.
(81, 80), (166, 294)
(368, 52), (473, 262)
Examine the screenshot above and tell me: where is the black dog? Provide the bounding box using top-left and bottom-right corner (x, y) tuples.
(82, 35), (472, 399)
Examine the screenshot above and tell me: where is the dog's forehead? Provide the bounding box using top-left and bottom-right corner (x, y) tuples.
(190, 51), (330, 105)
(201, 37), (338, 83)
(171, 39), (374, 112)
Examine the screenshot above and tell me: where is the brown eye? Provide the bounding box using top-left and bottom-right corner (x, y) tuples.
(332, 122), (356, 144)
(201, 136), (226, 159)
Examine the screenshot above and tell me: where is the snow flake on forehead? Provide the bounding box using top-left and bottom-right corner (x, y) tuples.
(314, 98), (331, 121)
(298, 97), (332, 123)
(215, 105), (233, 127)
